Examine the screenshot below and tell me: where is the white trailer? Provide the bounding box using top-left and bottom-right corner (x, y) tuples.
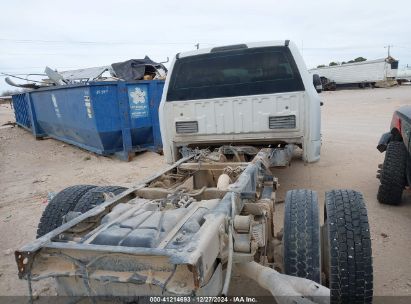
(309, 57), (399, 86)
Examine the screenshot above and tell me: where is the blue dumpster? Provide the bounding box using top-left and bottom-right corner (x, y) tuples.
(12, 93), (32, 131)
(12, 80), (164, 160)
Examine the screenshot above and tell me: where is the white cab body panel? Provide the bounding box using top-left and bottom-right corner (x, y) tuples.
(160, 41), (321, 164)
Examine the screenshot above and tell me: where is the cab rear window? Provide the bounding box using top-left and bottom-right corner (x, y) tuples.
(166, 46), (304, 101)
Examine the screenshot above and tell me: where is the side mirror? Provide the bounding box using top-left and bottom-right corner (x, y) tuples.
(313, 74), (322, 93)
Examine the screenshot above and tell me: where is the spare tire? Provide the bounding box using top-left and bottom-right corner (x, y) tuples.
(37, 185), (96, 238)
(283, 189), (321, 283)
(73, 185), (127, 213)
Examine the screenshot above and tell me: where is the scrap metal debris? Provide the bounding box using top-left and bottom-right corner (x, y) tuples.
(3, 56), (168, 89)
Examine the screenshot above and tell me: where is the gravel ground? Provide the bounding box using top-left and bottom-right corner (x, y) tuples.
(0, 86), (410, 297)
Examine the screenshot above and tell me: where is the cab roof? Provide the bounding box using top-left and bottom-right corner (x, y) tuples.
(177, 40), (292, 59)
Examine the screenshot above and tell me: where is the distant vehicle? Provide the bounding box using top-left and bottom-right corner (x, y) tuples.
(377, 106), (411, 204)
(320, 76), (336, 91)
(396, 66), (411, 84)
(309, 57), (399, 88)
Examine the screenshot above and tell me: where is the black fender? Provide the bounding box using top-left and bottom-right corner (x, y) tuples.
(377, 127), (404, 153)
(377, 132), (392, 153)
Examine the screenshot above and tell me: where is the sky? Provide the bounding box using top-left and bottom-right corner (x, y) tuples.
(1, 0), (410, 93)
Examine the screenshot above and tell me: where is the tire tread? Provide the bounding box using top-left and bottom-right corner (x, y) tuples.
(36, 185), (96, 238)
(326, 189), (373, 304)
(283, 189), (321, 283)
(377, 141), (407, 205)
(73, 185), (127, 213)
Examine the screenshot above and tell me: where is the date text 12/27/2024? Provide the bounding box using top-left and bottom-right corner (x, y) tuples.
(149, 297), (258, 303)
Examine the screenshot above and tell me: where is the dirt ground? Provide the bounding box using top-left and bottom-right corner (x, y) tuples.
(0, 86), (410, 297)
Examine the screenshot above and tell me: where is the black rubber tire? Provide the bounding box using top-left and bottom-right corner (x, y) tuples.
(283, 189), (321, 283)
(377, 141), (407, 205)
(73, 186), (127, 213)
(324, 189), (373, 304)
(37, 185), (96, 238)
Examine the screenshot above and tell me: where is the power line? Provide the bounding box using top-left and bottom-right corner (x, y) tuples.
(0, 66), (78, 69)
(395, 45), (411, 49)
(1, 52), (146, 55)
(0, 73), (45, 76)
(0, 38), (215, 46)
(1, 38), (410, 53)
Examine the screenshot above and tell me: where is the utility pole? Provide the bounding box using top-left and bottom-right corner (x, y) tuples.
(384, 45), (393, 57)
(195, 43), (200, 50)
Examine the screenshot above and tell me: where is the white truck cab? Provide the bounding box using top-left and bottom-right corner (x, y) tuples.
(159, 40), (322, 164)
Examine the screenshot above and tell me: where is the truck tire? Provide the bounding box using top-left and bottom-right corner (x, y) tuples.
(37, 185), (96, 238)
(73, 185), (127, 213)
(283, 189), (321, 283)
(323, 190), (373, 304)
(377, 141), (407, 205)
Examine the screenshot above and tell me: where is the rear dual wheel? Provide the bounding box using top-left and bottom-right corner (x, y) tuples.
(283, 189), (321, 283)
(283, 189), (373, 303)
(36, 185), (127, 238)
(37, 185), (97, 238)
(73, 185), (127, 213)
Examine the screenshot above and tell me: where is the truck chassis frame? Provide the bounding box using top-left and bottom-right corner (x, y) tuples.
(15, 145), (370, 304)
